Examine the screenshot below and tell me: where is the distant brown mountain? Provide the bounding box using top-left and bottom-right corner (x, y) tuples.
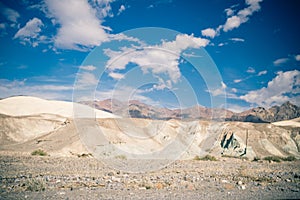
(80, 99), (234, 120)
(228, 101), (300, 123)
(80, 100), (300, 123)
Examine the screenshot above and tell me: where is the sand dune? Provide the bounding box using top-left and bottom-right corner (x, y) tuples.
(0, 96), (118, 118)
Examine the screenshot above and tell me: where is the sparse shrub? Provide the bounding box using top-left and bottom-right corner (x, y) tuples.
(115, 155), (127, 160)
(281, 156), (296, 161)
(78, 153), (92, 158)
(31, 149), (47, 156)
(252, 156), (261, 162)
(263, 156), (281, 163)
(193, 155), (200, 160)
(145, 185), (151, 190)
(194, 155), (217, 161)
(25, 178), (45, 191)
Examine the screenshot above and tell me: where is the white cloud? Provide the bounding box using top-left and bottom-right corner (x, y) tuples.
(109, 72), (124, 80)
(13, 18), (44, 47)
(246, 67), (255, 73)
(117, 5), (126, 15)
(108, 33), (141, 43)
(0, 3), (20, 23)
(234, 79), (242, 83)
(295, 54), (300, 61)
(218, 42), (226, 47)
(14, 18), (43, 39)
(76, 72), (98, 88)
(95, 86), (159, 107)
(0, 23), (7, 36)
(201, 28), (217, 38)
(226, 104), (250, 113)
(80, 65), (97, 71)
(223, 16), (242, 32)
(240, 70), (300, 107)
(209, 81), (227, 96)
(229, 37), (245, 42)
(160, 34), (209, 52)
(91, 0), (115, 18)
(257, 70), (267, 76)
(231, 88), (237, 93)
(273, 58), (289, 66)
(223, 0), (263, 32)
(45, 0), (110, 51)
(0, 79), (73, 100)
(0, 23), (5, 30)
(224, 8), (234, 17)
(105, 34), (209, 85)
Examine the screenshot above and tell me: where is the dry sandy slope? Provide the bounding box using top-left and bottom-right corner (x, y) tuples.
(272, 117), (300, 127)
(0, 96), (118, 118)
(0, 96), (299, 161)
(0, 115), (299, 161)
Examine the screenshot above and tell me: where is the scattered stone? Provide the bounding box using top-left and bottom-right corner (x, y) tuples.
(223, 183), (235, 190)
(107, 172), (114, 176)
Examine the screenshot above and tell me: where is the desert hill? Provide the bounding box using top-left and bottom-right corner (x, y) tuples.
(0, 96), (118, 118)
(0, 96), (299, 162)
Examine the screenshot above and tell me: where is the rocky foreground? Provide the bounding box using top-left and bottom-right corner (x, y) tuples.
(0, 152), (299, 200)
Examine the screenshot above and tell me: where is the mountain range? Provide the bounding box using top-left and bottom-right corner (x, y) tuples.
(81, 100), (300, 123)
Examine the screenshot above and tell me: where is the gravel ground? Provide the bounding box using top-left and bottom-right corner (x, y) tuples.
(0, 152), (299, 199)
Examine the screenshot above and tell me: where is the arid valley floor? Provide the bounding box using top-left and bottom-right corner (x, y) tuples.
(0, 151), (299, 199)
(0, 96), (300, 199)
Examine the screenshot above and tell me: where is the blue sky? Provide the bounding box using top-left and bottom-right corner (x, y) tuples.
(0, 0), (299, 112)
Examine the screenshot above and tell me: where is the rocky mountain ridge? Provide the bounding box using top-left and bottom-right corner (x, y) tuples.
(81, 100), (300, 123)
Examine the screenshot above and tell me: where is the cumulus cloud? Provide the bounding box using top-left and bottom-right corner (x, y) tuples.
(117, 5), (126, 15)
(223, 0), (263, 32)
(223, 16), (242, 32)
(295, 54), (300, 61)
(45, 0), (110, 51)
(209, 81), (227, 96)
(14, 18), (43, 39)
(246, 67), (255, 73)
(201, 0), (263, 40)
(90, 0), (115, 18)
(273, 58), (289, 66)
(240, 70), (300, 107)
(105, 34), (209, 85)
(13, 18), (44, 47)
(201, 28), (217, 38)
